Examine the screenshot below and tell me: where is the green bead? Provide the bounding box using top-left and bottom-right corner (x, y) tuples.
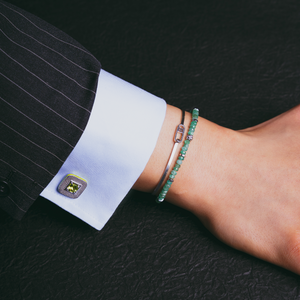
(169, 174), (175, 179)
(176, 159), (183, 165)
(191, 121), (197, 127)
(173, 165), (180, 171)
(182, 146), (188, 151)
(188, 131), (194, 136)
(171, 170), (177, 175)
(156, 198), (164, 203)
(175, 163), (181, 168)
(184, 140), (190, 145)
(167, 180), (173, 185)
(189, 127), (195, 132)
(178, 156), (184, 160)
(180, 150), (186, 155)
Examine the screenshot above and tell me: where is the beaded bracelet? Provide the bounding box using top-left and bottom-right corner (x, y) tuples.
(156, 108), (199, 203)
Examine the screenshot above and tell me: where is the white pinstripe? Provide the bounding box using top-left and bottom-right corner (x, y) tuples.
(11, 184), (36, 201)
(0, 1), (98, 62)
(0, 47), (91, 113)
(0, 11), (99, 74)
(0, 141), (55, 176)
(7, 196), (26, 212)
(0, 72), (84, 131)
(0, 159), (44, 188)
(0, 121), (64, 163)
(0, 96), (74, 148)
(0, 29), (96, 94)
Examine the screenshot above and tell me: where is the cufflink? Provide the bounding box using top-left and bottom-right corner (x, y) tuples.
(58, 174), (87, 199)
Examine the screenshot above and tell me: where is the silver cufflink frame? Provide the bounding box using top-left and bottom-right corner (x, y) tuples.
(58, 174), (87, 199)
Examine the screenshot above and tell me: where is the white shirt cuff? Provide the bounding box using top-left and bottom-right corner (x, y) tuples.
(40, 70), (166, 230)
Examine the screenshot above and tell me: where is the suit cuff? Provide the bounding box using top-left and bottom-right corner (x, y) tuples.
(40, 70), (166, 230)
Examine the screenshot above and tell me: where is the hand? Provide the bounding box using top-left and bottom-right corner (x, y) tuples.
(168, 105), (300, 274)
(134, 104), (300, 274)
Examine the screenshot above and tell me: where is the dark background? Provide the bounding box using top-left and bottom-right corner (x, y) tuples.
(1, 0), (300, 299)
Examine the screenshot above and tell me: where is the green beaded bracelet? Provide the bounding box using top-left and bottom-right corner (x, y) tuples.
(156, 108), (199, 203)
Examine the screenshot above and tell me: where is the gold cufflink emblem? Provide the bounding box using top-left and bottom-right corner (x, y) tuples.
(58, 174), (87, 198)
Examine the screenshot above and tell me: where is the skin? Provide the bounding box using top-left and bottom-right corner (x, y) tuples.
(133, 104), (300, 274)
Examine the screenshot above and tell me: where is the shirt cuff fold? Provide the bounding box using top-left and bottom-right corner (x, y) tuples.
(41, 70), (166, 230)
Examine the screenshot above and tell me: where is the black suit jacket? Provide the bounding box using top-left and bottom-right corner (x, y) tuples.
(0, 0), (101, 219)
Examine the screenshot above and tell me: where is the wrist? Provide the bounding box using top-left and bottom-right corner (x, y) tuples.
(133, 104), (185, 192)
(133, 104), (230, 215)
(165, 116), (229, 213)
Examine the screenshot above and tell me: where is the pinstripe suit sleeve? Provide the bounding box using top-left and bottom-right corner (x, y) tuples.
(0, 0), (101, 220)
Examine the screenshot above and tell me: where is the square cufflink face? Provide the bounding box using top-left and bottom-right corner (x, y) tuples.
(58, 174), (87, 199)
